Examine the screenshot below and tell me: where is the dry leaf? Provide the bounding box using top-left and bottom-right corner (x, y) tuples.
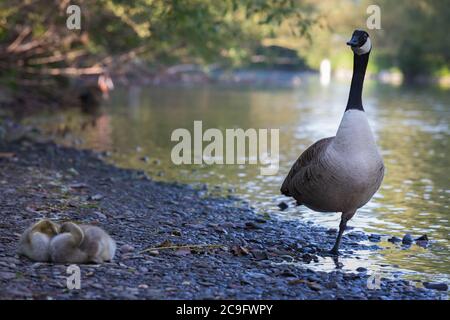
(231, 245), (250, 256)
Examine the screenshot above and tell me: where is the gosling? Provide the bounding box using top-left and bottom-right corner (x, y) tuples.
(49, 222), (116, 264)
(18, 219), (61, 262)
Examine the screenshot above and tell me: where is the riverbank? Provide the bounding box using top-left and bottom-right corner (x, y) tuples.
(2, 66), (448, 115)
(0, 134), (445, 300)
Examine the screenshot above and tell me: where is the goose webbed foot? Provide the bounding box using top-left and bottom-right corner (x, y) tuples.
(329, 213), (352, 256)
(328, 247), (340, 256)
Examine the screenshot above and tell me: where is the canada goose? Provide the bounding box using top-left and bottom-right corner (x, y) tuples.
(281, 30), (384, 255)
(49, 222), (116, 264)
(18, 219), (60, 262)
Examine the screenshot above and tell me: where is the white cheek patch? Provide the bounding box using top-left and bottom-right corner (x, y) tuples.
(352, 38), (371, 55)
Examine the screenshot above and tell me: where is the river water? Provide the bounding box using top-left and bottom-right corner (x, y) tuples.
(25, 74), (450, 285)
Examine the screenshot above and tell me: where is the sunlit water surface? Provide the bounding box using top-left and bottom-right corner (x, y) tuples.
(25, 75), (449, 286)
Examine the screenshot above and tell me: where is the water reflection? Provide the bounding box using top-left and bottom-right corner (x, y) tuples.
(25, 75), (450, 283)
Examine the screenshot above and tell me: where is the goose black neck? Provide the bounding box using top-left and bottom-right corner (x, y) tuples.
(346, 52), (369, 111)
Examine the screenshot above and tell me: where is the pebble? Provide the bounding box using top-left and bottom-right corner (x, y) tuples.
(277, 201), (288, 211)
(307, 281), (322, 291)
(171, 230), (182, 236)
(120, 244), (135, 253)
(422, 282), (448, 291)
(388, 236), (401, 243)
(402, 234), (413, 245)
(89, 194), (104, 201)
(245, 222), (261, 230)
(416, 240), (428, 248)
(69, 183), (88, 189)
(251, 250), (268, 261)
(94, 211), (107, 220)
(415, 234), (428, 241)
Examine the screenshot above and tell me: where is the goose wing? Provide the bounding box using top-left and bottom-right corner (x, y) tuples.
(281, 137), (334, 198)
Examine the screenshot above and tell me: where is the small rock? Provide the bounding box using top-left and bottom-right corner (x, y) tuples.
(94, 211), (107, 220)
(368, 234), (381, 242)
(277, 202), (288, 211)
(147, 250), (159, 256)
(402, 233), (413, 245)
(288, 278), (306, 285)
(423, 282), (448, 291)
(356, 267), (367, 273)
(69, 183), (88, 189)
(90, 283), (104, 290)
(68, 168), (79, 176)
(245, 222), (261, 230)
(174, 248), (191, 256)
(251, 250), (268, 261)
(139, 267), (149, 273)
(307, 281), (322, 291)
(254, 217), (267, 224)
(416, 240), (428, 248)
(415, 234), (428, 241)
(231, 245), (249, 256)
(171, 230), (182, 236)
(214, 227), (228, 235)
(120, 244), (135, 253)
(89, 194), (104, 201)
(388, 236), (401, 243)
(302, 246), (316, 254)
(301, 253), (318, 263)
(281, 270), (297, 277)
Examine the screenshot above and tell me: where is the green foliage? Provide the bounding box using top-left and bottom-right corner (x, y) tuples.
(1, 0), (448, 97)
(294, 0), (449, 79)
(370, 0), (450, 78)
(0, 0), (319, 102)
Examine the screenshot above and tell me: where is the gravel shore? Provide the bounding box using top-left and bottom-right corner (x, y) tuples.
(0, 138), (443, 299)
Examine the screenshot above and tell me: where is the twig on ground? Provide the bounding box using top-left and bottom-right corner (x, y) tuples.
(140, 244), (224, 254)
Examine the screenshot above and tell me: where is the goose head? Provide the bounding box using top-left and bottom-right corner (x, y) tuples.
(346, 30), (371, 55)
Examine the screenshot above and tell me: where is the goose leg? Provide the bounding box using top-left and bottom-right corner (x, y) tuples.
(329, 211), (355, 255)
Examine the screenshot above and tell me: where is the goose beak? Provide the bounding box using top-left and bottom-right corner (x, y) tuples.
(346, 36), (360, 48)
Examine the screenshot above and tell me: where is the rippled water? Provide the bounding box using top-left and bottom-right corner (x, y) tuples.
(25, 75), (450, 284)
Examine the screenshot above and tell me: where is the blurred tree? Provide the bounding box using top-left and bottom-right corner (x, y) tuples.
(370, 0), (450, 79)
(0, 0), (316, 101)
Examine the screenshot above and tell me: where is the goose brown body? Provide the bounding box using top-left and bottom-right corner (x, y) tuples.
(281, 127), (384, 215)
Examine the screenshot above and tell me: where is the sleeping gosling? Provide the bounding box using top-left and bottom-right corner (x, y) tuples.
(49, 222), (116, 264)
(18, 219), (61, 262)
